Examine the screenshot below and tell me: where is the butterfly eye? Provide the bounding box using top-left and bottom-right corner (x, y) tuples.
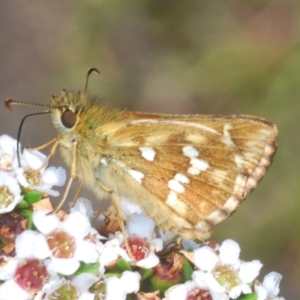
(61, 109), (77, 128)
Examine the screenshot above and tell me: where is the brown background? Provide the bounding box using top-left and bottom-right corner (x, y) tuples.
(0, 1), (299, 298)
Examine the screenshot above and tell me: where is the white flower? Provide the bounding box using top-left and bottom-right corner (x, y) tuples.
(50, 257), (81, 276)
(0, 135), (19, 172)
(42, 277), (67, 299)
(229, 283), (252, 299)
(99, 232), (130, 268)
(125, 212), (162, 268)
(125, 213), (155, 241)
(42, 274), (99, 300)
(0, 256), (19, 281)
(105, 271), (141, 300)
(255, 271), (283, 300)
(165, 283), (189, 300)
(22, 149), (47, 170)
(16, 211), (99, 276)
(32, 211), (60, 234)
(262, 272), (282, 297)
(15, 230), (52, 260)
(136, 252), (160, 269)
(0, 278), (31, 300)
(71, 197), (94, 218)
(63, 211), (91, 239)
(238, 260), (263, 283)
(219, 239), (240, 266)
(120, 271), (141, 293)
(190, 241), (266, 300)
(105, 276), (127, 300)
(72, 273), (99, 292)
(193, 245), (219, 272)
(98, 211), (161, 269)
(0, 171), (23, 213)
(15, 149), (66, 197)
(193, 270), (225, 294)
(120, 197), (144, 217)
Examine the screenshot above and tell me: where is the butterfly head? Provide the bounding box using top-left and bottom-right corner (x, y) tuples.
(50, 90), (87, 133)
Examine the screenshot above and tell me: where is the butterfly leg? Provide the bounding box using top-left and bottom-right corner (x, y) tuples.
(70, 182), (83, 209)
(97, 180), (112, 193)
(26, 138), (59, 177)
(53, 139), (77, 213)
(95, 178), (135, 260)
(28, 137), (58, 152)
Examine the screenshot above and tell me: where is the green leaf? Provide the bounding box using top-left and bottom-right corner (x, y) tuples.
(105, 272), (122, 278)
(150, 275), (183, 293)
(74, 262), (100, 276)
(23, 191), (43, 205)
(236, 293), (258, 300)
(16, 200), (30, 209)
(18, 209), (35, 229)
(139, 268), (154, 280)
(116, 257), (132, 272)
(18, 209), (32, 218)
(182, 259), (193, 281)
(139, 279), (156, 293)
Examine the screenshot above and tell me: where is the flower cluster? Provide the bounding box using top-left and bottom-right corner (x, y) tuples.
(0, 135), (285, 300)
(0, 134), (66, 214)
(167, 240), (284, 300)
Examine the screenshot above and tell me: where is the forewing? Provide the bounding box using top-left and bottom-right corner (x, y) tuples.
(95, 116), (277, 239)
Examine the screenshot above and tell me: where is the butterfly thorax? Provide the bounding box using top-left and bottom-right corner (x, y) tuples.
(50, 90), (126, 187)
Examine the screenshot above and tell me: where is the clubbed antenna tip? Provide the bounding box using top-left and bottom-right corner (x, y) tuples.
(5, 99), (14, 112)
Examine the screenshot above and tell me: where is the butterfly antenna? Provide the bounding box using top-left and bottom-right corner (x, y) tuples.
(5, 98), (52, 166)
(5, 98), (54, 111)
(16, 112), (51, 166)
(84, 68), (100, 93)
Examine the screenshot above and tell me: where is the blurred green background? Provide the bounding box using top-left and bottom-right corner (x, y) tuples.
(0, 1), (299, 298)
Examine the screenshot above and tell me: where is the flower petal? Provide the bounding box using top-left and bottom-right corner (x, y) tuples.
(120, 271), (141, 293)
(42, 166), (66, 187)
(63, 211), (91, 239)
(165, 284), (188, 300)
(238, 260), (262, 283)
(50, 257), (80, 275)
(219, 239), (240, 265)
(193, 246), (219, 272)
(23, 149), (47, 170)
(33, 210), (60, 234)
(0, 279), (30, 300)
(125, 213), (155, 241)
(105, 276), (126, 300)
(262, 271), (282, 297)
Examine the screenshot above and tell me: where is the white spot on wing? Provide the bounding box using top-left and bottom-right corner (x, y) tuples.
(182, 146), (199, 158)
(166, 191), (187, 215)
(174, 173), (190, 184)
(211, 169), (227, 185)
(183, 145), (210, 176)
(186, 133), (206, 144)
(168, 179), (185, 193)
(190, 158), (209, 171)
(128, 169), (144, 183)
(222, 123), (236, 149)
(188, 158), (210, 175)
(139, 146), (156, 161)
(187, 167), (201, 175)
